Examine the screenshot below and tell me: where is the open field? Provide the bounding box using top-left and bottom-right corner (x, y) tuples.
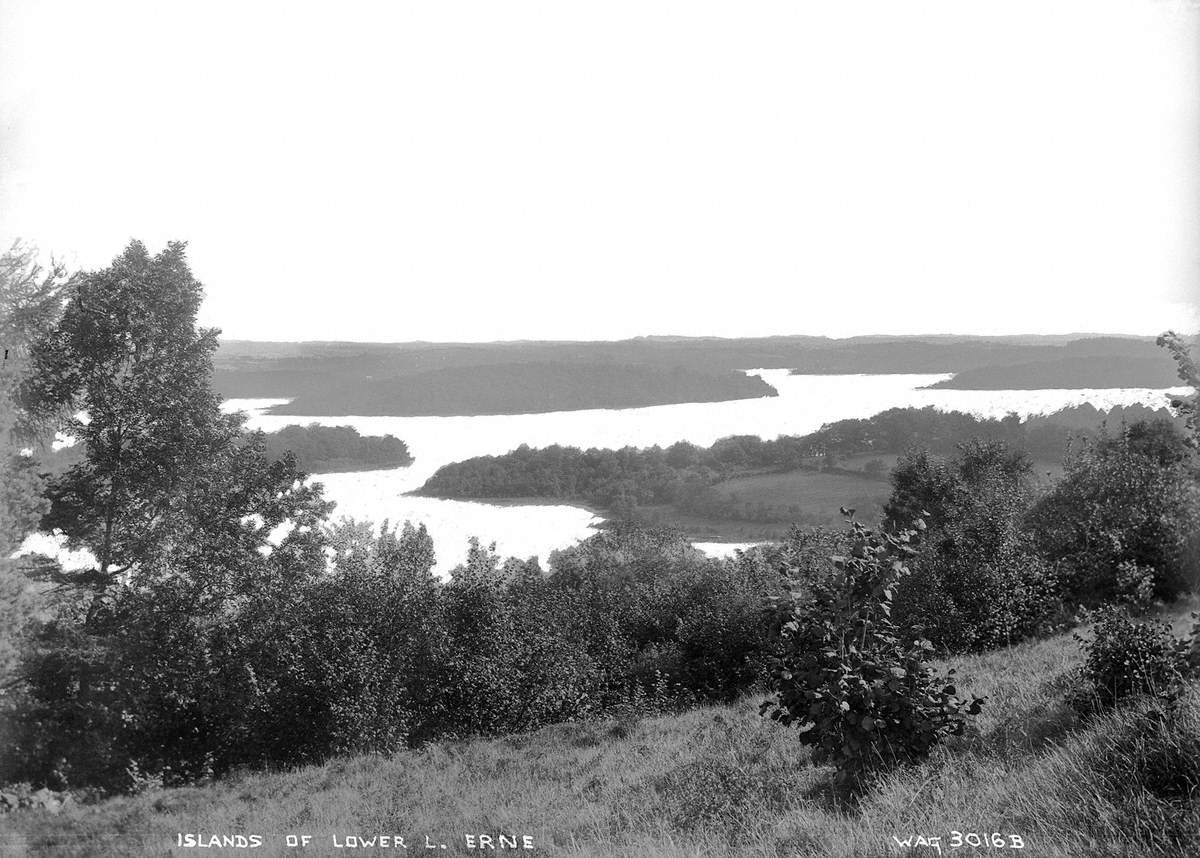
(709, 468), (888, 516)
(8, 601), (1197, 858)
(487, 468), (893, 542)
(499, 456), (1066, 543)
(631, 505), (796, 542)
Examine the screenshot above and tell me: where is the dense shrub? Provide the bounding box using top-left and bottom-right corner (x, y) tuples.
(887, 441), (1062, 652)
(761, 515), (984, 791)
(1072, 606), (1193, 711)
(9, 519), (435, 789)
(1029, 420), (1200, 604)
(547, 523), (780, 701)
(9, 518), (789, 792)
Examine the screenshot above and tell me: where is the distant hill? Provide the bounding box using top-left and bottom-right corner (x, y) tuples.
(262, 363), (777, 417)
(213, 334), (1178, 417)
(927, 355), (1179, 390)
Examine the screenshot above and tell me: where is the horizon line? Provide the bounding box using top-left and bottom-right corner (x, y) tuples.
(212, 331), (1180, 347)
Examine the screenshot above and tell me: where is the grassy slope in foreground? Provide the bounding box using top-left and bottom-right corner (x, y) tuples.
(12, 602), (1198, 858)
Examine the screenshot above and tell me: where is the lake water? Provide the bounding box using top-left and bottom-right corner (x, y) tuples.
(217, 370), (1188, 575)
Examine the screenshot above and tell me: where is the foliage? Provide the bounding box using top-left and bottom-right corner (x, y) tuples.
(548, 523), (780, 702)
(257, 361), (777, 417)
(418, 406), (1117, 527)
(925, 354), (1180, 390)
(1157, 330), (1200, 447)
(6, 239), (1195, 800)
(7, 603), (1200, 858)
(223, 519), (440, 768)
(0, 242), (70, 777)
(259, 423), (412, 473)
(9, 503), (784, 791)
(887, 441), (1062, 652)
(761, 514), (984, 790)
(8, 242), (333, 790)
(1, 240), (68, 570)
(1028, 420), (1200, 604)
(1072, 606), (1193, 711)
(17, 241), (332, 593)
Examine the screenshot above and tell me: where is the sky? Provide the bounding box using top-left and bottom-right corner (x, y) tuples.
(1, 0), (1197, 342)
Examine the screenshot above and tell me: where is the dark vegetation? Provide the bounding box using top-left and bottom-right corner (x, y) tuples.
(39, 422), (414, 479)
(259, 423), (412, 473)
(762, 516), (985, 789)
(260, 362), (776, 416)
(926, 354), (1179, 389)
(213, 333), (1171, 417)
(2, 240), (1199, 852)
(0, 243), (62, 684)
(1071, 606), (1197, 711)
(418, 403), (1179, 536)
(885, 442), (1063, 652)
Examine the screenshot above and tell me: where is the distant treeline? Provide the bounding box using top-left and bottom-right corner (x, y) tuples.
(804, 403), (1175, 459)
(260, 424), (412, 473)
(418, 404), (1177, 513)
(926, 356), (1179, 390)
(40, 424), (415, 477)
(213, 334), (1171, 416)
(255, 363), (776, 417)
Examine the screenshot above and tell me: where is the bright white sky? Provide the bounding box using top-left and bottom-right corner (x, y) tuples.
(1, 0), (1197, 341)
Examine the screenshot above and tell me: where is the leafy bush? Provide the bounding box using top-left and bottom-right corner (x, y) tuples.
(1113, 560), (1157, 613)
(1029, 420), (1200, 604)
(547, 523), (779, 702)
(888, 441), (1063, 652)
(761, 514), (984, 791)
(1072, 606), (1192, 711)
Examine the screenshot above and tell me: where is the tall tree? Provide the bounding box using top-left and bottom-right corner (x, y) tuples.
(0, 242), (70, 681)
(11, 241), (333, 788)
(19, 240), (330, 598)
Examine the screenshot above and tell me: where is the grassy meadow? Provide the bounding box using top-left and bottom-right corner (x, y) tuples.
(6, 602), (1198, 858)
(628, 467), (889, 541)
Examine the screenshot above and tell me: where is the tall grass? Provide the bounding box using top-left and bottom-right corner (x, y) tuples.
(5, 602), (1198, 858)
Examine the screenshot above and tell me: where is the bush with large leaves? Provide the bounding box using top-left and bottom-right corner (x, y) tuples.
(761, 515), (984, 792)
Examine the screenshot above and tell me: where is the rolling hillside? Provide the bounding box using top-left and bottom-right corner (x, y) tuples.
(10, 602), (1198, 858)
(212, 335), (1168, 417)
